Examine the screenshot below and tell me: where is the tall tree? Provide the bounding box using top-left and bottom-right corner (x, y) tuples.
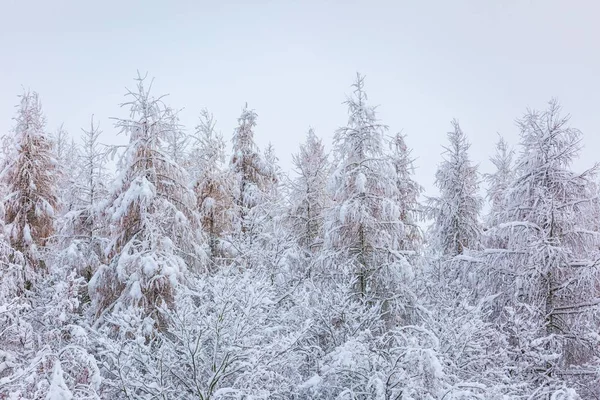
(229, 104), (275, 241)
(190, 109), (231, 267)
(389, 131), (423, 253)
(262, 142), (281, 198)
(289, 128), (330, 252)
(89, 74), (204, 330)
(426, 120), (482, 258)
(163, 108), (188, 166)
(485, 100), (600, 396)
(51, 124), (77, 214)
(0, 94), (100, 399)
(484, 135), (514, 228)
(325, 73), (405, 298)
(59, 116), (110, 282)
(1, 90), (58, 285)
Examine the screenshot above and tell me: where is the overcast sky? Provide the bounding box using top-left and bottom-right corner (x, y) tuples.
(1, 0), (599, 197)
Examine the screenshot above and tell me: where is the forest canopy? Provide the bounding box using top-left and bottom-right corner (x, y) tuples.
(0, 73), (598, 400)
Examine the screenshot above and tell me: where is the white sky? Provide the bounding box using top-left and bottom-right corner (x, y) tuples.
(1, 0), (599, 198)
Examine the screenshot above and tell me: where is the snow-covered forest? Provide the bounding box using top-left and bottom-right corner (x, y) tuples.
(1, 72), (599, 400)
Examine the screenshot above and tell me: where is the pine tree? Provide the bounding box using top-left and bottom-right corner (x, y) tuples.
(1, 90), (58, 286)
(325, 73), (406, 298)
(426, 120), (482, 258)
(89, 74), (204, 330)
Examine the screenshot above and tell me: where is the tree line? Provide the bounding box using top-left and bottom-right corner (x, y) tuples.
(0, 72), (598, 399)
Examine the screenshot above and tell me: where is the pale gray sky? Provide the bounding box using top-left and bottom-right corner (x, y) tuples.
(1, 0), (599, 197)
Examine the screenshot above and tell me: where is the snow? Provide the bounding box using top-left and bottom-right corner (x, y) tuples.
(551, 388), (580, 400)
(45, 362), (73, 400)
(142, 256), (159, 276)
(355, 172), (366, 193)
(129, 281), (143, 300)
(0, 73), (597, 400)
(23, 224), (32, 244)
(298, 374), (322, 389)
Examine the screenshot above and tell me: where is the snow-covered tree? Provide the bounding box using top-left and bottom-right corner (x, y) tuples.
(53, 124), (70, 166)
(76, 117), (110, 236)
(0, 211), (29, 394)
(3, 72), (600, 400)
(0, 202), (101, 398)
(89, 74), (204, 330)
(325, 73), (408, 299)
(190, 109), (231, 266)
(426, 120), (482, 258)
(484, 135), (514, 228)
(59, 116), (110, 283)
(290, 259), (459, 400)
(229, 104), (275, 241)
(163, 108), (188, 165)
(51, 124), (79, 214)
(1, 90), (58, 286)
(262, 142), (281, 199)
(389, 131), (423, 253)
(289, 128), (330, 252)
(251, 142), (293, 275)
(95, 264), (303, 399)
(484, 100), (600, 396)
(0, 262), (102, 399)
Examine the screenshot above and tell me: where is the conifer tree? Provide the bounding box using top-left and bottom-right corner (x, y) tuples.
(229, 104), (275, 242)
(289, 128), (330, 252)
(52, 124), (78, 214)
(164, 108), (188, 166)
(0, 94), (99, 399)
(484, 135), (514, 228)
(485, 100), (600, 395)
(190, 109), (231, 266)
(427, 120), (482, 258)
(389, 131), (423, 253)
(59, 116), (110, 282)
(263, 142), (281, 199)
(89, 74), (204, 330)
(325, 73), (406, 298)
(1, 90), (58, 285)
(253, 143), (291, 274)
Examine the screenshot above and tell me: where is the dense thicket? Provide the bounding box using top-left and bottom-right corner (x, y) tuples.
(1, 76), (598, 400)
